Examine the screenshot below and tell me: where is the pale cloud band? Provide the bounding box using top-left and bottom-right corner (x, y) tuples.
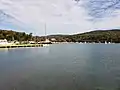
(0, 0), (120, 35)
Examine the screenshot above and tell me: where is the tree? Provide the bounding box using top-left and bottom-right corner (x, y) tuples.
(82, 0), (120, 19)
(28, 33), (33, 41)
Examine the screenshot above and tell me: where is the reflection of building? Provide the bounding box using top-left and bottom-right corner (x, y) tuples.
(0, 39), (9, 45)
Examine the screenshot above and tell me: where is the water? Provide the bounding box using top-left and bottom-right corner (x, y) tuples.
(0, 44), (120, 90)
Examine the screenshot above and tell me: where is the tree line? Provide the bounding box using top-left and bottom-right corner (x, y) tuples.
(46, 30), (120, 43)
(0, 30), (32, 41)
(1, 29), (120, 43)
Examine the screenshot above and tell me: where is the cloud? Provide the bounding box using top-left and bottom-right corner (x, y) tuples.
(83, 0), (120, 20)
(0, 0), (120, 35)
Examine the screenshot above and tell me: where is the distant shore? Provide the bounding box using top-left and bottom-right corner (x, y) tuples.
(1, 29), (120, 43)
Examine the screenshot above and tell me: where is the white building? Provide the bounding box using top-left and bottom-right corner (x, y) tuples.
(0, 39), (8, 45)
(0, 39), (13, 45)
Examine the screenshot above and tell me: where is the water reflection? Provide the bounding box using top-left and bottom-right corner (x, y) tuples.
(0, 48), (9, 52)
(0, 44), (120, 90)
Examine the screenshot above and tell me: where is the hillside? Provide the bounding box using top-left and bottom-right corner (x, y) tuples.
(0, 30), (32, 41)
(46, 29), (120, 43)
(70, 30), (120, 43)
(1, 29), (120, 43)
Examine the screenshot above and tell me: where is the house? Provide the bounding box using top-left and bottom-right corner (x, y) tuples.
(0, 39), (9, 45)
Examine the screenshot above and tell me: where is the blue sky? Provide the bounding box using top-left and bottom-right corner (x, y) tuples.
(0, 0), (120, 35)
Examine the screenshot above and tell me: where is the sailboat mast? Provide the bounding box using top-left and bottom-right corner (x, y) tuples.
(45, 23), (46, 36)
(45, 23), (47, 40)
(43, 23), (51, 44)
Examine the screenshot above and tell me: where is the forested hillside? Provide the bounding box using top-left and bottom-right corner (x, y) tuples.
(1, 29), (120, 43)
(0, 30), (32, 41)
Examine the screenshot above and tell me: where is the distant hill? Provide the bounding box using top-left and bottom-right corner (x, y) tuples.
(1, 29), (120, 43)
(70, 29), (120, 43)
(45, 29), (120, 43)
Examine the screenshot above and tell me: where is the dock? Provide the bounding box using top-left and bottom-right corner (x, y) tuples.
(0, 44), (43, 48)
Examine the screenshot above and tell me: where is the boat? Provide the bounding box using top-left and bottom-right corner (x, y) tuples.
(41, 39), (52, 44)
(84, 41), (87, 44)
(43, 44), (50, 47)
(105, 41), (107, 44)
(41, 23), (52, 45)
(108, 42), (111, 44)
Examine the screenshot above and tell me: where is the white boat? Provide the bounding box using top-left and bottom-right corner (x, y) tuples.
(108, 42), (111, 44)
(105, 41), (107, 44)
(84, 41), (87, 44)
(43, 44), (50, 47)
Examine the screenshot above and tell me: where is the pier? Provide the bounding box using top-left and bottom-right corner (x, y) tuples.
(0, 44), (43, 48)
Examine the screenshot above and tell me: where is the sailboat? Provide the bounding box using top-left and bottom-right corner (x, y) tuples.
(42, 23), (52, 45)
(105, 41), (107, 44)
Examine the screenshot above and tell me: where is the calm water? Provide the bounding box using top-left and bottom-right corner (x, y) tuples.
(0, 44), (120, 90)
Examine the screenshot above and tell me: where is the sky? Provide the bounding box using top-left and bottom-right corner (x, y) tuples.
(0, 0), (120, 35)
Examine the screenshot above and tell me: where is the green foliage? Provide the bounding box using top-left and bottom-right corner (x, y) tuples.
(1, 29), (120, 43)
(46, 29), (120, 43)
(0, 30), (32, 41)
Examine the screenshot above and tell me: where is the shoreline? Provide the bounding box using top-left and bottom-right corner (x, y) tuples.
(0, 44), (43, 48)
(0, 42), (119, 48)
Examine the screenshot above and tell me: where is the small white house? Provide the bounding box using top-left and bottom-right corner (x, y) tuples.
(0, 39), (9, 45)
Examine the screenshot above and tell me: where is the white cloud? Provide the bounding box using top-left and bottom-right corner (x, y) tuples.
(0, 0), (120, 35)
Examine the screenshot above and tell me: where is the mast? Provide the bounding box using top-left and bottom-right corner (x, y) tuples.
(45, 23), (47, 40)
(45, 23), (46, 36)
(44, 23), (51, 44)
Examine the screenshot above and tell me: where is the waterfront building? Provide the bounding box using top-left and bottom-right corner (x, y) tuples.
(0, 39), (9, 45)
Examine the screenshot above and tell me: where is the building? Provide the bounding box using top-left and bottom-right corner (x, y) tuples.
(0, 39), (9, 45)
(0, 39), (14, 45)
